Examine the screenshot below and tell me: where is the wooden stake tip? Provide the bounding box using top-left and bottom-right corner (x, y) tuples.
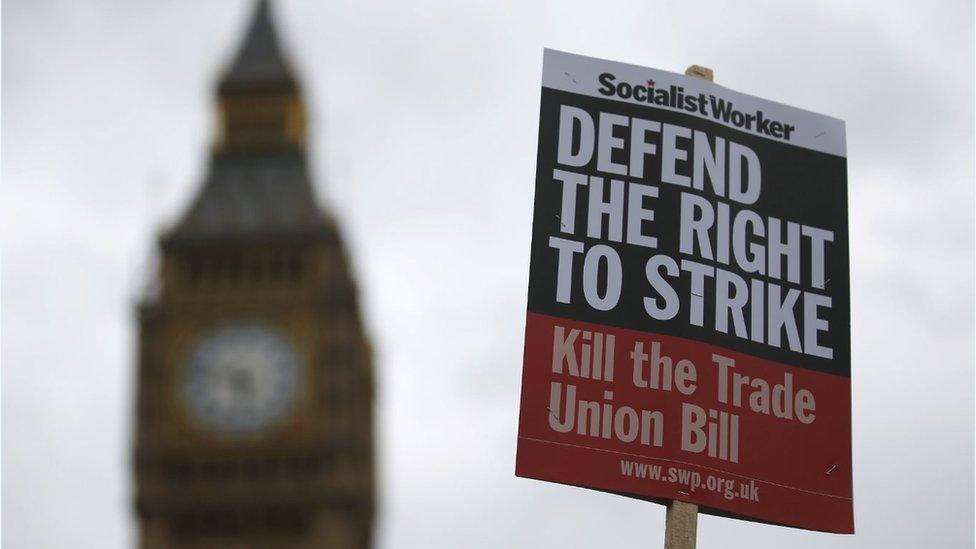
(684, 65), (714, 82)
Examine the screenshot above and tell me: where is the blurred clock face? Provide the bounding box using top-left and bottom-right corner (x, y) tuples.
(182, 323), (301, 435)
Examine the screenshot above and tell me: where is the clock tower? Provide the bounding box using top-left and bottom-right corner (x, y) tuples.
(132, 2), (374, 547)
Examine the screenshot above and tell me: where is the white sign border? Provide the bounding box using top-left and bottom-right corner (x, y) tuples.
(542, 48), (846, 157)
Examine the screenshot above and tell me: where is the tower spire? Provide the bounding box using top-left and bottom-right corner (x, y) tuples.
(211, 0), (307, 152)
(164, 0), (326, 245)
(220, 0), (296, 93)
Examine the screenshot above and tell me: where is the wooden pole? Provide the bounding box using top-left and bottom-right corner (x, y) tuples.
(684, 65), (714, 82)
(660, 65), (714, 549)
(664, 500), (699, 549)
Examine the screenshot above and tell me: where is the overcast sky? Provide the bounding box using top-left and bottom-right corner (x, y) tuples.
(2, 0), (973, 547)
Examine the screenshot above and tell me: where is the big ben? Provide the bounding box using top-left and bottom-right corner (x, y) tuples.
(132, 1), (375, 547)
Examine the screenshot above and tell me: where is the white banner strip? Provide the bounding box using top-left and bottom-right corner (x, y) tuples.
(542, 49), (846, 157)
